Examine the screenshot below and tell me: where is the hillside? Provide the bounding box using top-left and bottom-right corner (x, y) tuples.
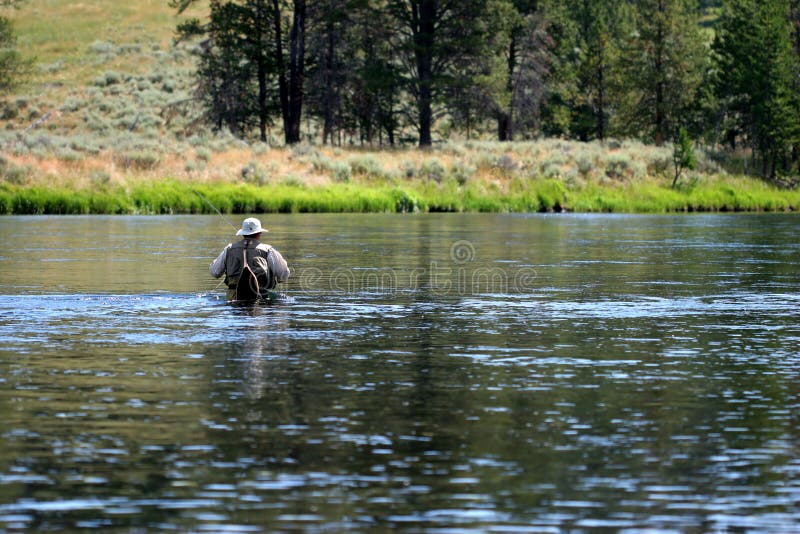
(4, 0), (202, 137)
(0, 1), (797, 214)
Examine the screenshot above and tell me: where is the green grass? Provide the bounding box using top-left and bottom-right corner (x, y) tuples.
(1, 176), (797, 215)
(13, 0), (199, 85)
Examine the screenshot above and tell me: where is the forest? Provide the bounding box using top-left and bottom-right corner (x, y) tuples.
(170, 0), (799, 181)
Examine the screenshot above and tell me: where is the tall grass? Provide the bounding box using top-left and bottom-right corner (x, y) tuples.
(2, 174), (796, 215)
(0, 182), (416, 214)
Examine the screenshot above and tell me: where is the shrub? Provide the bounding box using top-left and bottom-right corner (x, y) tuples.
(493, 154), (518, 173)
(251, 142), (270, 156)
(420, 158), (446, 183)
(90, 41), (116, 55)
(40, 61), (64, 74)
(115, 151), (161, 170)
(95, 71), (122, 87)
(119, 44), (142, 54)
(84, 110), (110, 132)
(241, 161), (269, 185)
(195, 147), (212, 162)
(576, 154), (595, 177)
(55, 147), (84, 162)
(647, 154), (672, 177)
(694, 149), (722, 175)
(541, 162), (563, 179)
(0, 101), (18, 120)
(330, 161), (352, 183)
(401, 160), (417, 179)
(188, 134), (209, 148)
(604, 153), (645, 180)
(392, 189), (419, 212)
(136, 78), (152, 91)
(290, 142), (315, 159)
(451, 161), (476, 186)
(1, 161), (32, 185)
(535, 179), (567, 211)
(90, 170), (111, 187)
(60, 98), (83, 113)
(440, 142), (467, 157)
(349, 154), (383, 177)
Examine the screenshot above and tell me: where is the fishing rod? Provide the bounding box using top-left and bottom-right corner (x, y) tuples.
(193, 188), (236, 296)
(192, 189), (238, 230)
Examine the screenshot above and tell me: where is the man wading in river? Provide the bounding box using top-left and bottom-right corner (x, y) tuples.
(209, 217), (290, 301)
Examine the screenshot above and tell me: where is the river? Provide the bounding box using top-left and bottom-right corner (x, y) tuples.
(0, 213), (798, 532)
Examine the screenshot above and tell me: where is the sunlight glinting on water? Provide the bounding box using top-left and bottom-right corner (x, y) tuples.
(0, 214), (799, 531)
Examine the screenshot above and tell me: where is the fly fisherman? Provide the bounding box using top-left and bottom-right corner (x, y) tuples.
(210, 217), (290, 301)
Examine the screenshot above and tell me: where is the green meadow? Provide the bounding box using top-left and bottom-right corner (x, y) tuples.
(2, 162), (798, 215)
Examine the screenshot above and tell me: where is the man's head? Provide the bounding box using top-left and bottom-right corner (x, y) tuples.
(236, 217), (267, 238)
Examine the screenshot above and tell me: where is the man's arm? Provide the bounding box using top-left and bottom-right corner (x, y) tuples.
(209, 244), (231, 278)
(267, 248), (290, 282)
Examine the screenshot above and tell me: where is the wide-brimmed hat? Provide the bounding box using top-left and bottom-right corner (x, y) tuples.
(236, 217), (268, 236)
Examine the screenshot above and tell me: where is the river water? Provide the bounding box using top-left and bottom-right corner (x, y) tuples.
(0, 213), (798, 532)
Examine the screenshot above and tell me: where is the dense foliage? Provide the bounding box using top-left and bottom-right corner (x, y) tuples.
(170, 0), (798, 178)
(0, 0), (28, 94)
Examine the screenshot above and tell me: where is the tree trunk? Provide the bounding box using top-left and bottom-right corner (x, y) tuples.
(654, 0), (666, 146)
(287, 0), (306, 144)
(257, 60), (268, 142)
(415, 0), (435, 147)
(271, 0), (291, 144)
(596, 61), (605, 140)
(255, 1), (269, 142)
(497, 112), (511, 141)
(322, 24), (335, 145)
(499, 34), (517, 142)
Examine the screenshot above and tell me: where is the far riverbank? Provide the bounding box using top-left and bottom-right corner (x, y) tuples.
(1, 140), (798, 214)
(2, 177), (797, 215)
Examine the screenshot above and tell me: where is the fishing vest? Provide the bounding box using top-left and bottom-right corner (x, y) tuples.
(224, 239), (275, 300)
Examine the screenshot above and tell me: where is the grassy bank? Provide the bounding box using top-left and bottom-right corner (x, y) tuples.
(2, 139), (799, 215)
(1, 149), (798, 214)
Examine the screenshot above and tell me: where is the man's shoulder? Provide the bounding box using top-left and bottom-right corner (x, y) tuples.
(256, 243), (273, 252)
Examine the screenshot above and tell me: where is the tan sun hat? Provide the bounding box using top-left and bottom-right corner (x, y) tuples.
(236, 217), (268, 236)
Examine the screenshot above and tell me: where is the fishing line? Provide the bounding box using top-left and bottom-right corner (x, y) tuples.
(192, 189), (238, 230)
(193, 189), (237, 296)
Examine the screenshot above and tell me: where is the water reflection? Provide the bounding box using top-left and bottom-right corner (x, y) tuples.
(0, 214), (799, 531)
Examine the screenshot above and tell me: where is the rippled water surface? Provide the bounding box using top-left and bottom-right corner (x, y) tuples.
(1, 213), (799, 532)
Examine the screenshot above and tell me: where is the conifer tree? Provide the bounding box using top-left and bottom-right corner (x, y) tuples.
(481, 0), (553, 141)
(541, 0), (632, 140)
(383, 0), (488, 147)
(618, 0), (705, 145)
(0, 0), (28, 95)
(714, 0), (800, 178)
(172, 0), (307, 144)
(569, 0), (630, 141)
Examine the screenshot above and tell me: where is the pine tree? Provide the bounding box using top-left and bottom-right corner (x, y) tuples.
(569, 0), (630, 141)
(472, 0), (554, 141)
(618, 0), (705, 145)
(540, 0), (632, 140)
(714, 0), (800, 178)
(383, 0), (488, 147)
(0, 0), (28, 95)
(172, 0), (307, 144)
(305, 0), (353, 144)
